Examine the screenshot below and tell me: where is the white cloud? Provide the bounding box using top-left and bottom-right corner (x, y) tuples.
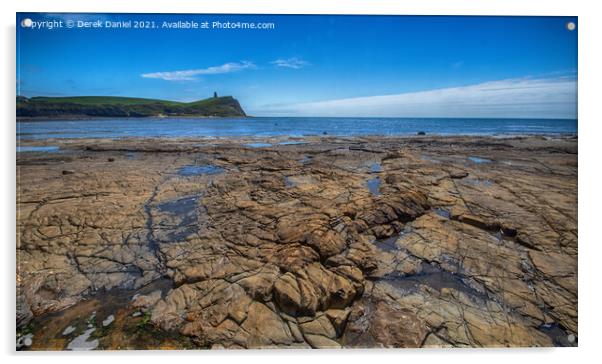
(141, 61), (255, 81)
(271, 57), (310, 69)
(256, 76), (577, 119)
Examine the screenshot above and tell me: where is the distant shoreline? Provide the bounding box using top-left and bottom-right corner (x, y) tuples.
(17, 115), (254, 122)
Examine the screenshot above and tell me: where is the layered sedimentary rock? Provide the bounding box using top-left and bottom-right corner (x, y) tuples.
(16, 135), (578, 349)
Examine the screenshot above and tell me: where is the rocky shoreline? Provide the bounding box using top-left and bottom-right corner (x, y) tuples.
(16, 135), (578, 349)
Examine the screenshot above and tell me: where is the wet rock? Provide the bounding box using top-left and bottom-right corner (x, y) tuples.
(17, 135), (577, 348)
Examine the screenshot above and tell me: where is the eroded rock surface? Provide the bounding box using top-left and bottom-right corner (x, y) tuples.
(17, 135), (577, 349)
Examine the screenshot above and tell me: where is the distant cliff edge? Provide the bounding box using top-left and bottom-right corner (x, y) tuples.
(16, 95), (247, 119)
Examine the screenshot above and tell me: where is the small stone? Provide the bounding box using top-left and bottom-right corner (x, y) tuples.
(102, 314), (115, 327)
(17, 333), (34, 348)
(62, 170), (75, 175)
(62, 325), (76, 336)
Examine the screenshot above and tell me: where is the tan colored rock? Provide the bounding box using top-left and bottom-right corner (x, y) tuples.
(273, 272), (313, 316)
(305, 229), (347, 258)
(240, 301), (295, 348)
(325, 308), (351, 335)
(131, 289), (162, 310)
(17, 135), (577, 349)
(300, 314), (341, 348)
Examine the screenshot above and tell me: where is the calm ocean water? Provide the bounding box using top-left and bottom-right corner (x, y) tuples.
(17, 117), (577, 140)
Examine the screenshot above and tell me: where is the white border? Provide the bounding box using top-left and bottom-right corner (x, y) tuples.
(2, 1), (600, 363)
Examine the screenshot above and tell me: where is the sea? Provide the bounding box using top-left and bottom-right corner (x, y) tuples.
(17, 117), (577, 140)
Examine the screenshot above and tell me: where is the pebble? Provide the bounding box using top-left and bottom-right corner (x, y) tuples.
(102, 314), (115, 327)
(62, 325), (76, 336)
(16, 333), (33, 349)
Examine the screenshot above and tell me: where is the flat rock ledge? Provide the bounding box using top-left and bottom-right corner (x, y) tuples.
(17, 135), (577, 349)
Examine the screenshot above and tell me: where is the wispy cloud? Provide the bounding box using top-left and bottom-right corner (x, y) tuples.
(141, 61), (255, 81)
(271, 57), (310, 69)
(256, 75), (577, 119)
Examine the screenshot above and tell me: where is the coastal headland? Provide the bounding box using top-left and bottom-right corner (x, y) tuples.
(16, 95), (246, 119)
(16, 134), (577, 349)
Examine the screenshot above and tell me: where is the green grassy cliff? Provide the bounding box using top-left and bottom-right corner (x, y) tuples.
(16, 95), (246, 118)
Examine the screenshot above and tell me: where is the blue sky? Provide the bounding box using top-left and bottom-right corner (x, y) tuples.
(17, 13), (578, 118)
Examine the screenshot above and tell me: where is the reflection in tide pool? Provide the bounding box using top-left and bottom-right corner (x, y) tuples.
(245, 142), (272, 148)
(468, 156), (492, 164)
(178, 164), (224, 176)
(278, 141), (308, 145)
(17, 146), (60, 153)
(370, 162), (382, 173)
(367, 177), (381, 196)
